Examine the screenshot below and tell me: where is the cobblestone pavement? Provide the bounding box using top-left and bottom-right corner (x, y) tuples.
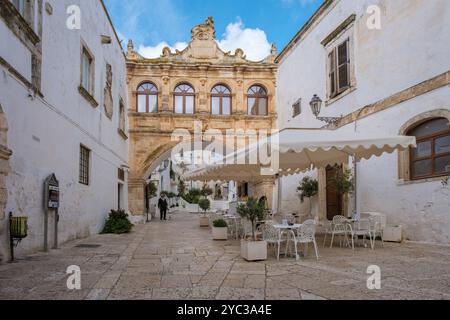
(1, 212), (450, 300)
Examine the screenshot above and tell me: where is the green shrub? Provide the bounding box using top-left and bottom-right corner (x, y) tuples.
(297, 177), (318, 203)
(213, 219), (228, 228)
(237, 198), (266, 241)
(101, 210), (133, 234)
(178, 180), (186, 196)
(201, 185), (213, 198)
(182, 188), (202, 204)
(198, 198), (211, 212)
(146, 181), (157, 198)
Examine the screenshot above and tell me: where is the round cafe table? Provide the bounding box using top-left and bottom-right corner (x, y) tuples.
(272, 223), (302, 258)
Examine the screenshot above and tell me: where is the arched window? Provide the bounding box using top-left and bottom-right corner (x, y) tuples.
(247, 85), (268, 116)
(136, 82), (158, 113)
(174, 83), (195, 114)
(211, 84), (231, 115)
(408, 118), (450, 180)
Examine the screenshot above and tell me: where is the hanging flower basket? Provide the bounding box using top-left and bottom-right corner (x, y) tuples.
(10, 217), (28, 239)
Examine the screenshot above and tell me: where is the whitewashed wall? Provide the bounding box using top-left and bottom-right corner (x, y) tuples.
(276, 0), (450, 243)
(0, 0), (129, 259)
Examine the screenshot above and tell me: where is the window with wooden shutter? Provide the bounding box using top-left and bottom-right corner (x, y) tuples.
(292, 99), (301, 118)
(328, 38), (350, 98)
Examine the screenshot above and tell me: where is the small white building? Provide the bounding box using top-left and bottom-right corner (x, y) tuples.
(0, 0), (129, 262)
(276, 0), (450, 244)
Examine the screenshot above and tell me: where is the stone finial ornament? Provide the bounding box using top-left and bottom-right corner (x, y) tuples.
(192, 16), (216, 41)
(127, 39), (134, 54)
(271, 43), (277, 56)
(162, 47), (172, 57)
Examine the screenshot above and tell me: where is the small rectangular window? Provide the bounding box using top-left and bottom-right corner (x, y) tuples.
(292, 99), (301, 118)
(79, 145), (90, 185)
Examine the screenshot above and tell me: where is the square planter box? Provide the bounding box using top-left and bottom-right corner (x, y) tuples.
(383, 225), (403, 242)
(199, 216), (210, 227)
(212, 227), (228, 240)
(241, 240), (267, 261)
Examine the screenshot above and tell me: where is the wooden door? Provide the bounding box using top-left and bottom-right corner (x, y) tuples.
(326, 165), (343, 220)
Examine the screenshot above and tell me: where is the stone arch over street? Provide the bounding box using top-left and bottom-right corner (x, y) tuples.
(126, 17), (278, 220)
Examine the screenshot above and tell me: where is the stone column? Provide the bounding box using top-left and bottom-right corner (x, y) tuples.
(318, 168), (327, 222)
(160, 66), (172, 113)
(0, 105), (12, 263)
(128, 178), (146, 222)
(197, 67), (209, 114)
(252, 177), (276, 210)
(234, 68), (245, 115)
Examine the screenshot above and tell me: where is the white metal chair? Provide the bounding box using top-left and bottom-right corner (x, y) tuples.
(288, 219), (319, 260)
(261, 224), (287, 261)
(369, 215), (384, 249)
(352, 218), (373, 249)
(329, 215), (354, 250)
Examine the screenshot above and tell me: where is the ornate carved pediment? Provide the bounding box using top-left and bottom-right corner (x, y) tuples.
(127, 17), (277, 65)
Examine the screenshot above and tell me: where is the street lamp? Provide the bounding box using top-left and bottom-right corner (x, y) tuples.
(309, 94), (342, 126)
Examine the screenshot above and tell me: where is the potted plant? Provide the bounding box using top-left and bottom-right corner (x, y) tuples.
(297, 177), (318, 218)
(201, 184), (213, 198)
(237, 198), (267, 261)
(198, 198), (211, 227)
(212, 219), (228, 240)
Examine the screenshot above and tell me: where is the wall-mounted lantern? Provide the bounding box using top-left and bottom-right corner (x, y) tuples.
(309, 94), (342, 126)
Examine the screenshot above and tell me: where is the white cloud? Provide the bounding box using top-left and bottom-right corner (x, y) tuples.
(138, 42), (188, 59)
(137, 18), (272, 62)
(217, 19), (272, 62)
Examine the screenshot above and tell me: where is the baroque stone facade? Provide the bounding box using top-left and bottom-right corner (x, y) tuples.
(126, 17), (278, 218)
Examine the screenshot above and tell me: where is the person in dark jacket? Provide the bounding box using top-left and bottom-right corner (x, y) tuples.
(158, 193), (169, 221)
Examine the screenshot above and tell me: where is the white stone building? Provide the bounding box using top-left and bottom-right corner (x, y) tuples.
(0, 0), (129, 262)
(276, 0), (450, 244)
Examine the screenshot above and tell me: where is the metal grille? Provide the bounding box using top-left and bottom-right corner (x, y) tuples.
(79, 145), (90, 185)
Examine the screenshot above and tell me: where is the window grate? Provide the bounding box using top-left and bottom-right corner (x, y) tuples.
(79, 145), (90, 185)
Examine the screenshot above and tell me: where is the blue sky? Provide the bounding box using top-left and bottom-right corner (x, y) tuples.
(104, 0), (323, 61)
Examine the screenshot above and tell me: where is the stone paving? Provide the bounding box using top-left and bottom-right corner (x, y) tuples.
(1, 212), (450, 300)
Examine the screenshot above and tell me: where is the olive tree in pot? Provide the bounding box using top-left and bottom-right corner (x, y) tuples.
(198, 198), (211, 227)
(297, 177), (318, 219)
(212, 219), (228, 240)
(237, 198), (267, 261)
